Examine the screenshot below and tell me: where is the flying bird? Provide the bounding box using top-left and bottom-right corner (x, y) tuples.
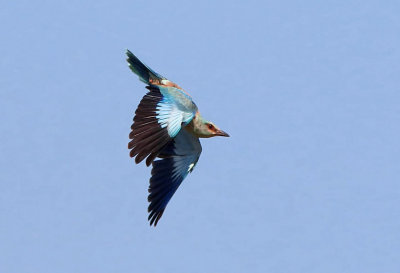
(126, 50), (229, 226)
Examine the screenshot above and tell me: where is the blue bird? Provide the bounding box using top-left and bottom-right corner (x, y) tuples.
(126, 50), (229, 226)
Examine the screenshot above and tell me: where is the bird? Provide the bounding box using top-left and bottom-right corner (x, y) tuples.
(126, 50), (229, 226)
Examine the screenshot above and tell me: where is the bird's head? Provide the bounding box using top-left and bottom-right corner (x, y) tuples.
(193, 116), (230, 138)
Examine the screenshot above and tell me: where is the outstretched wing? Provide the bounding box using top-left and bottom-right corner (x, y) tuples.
(126, 50), (166, 84)
(126, 50), (183, 89)
(128, 85), (197, 166)
(127, 50), (197, 166)
(147, 129), (202, 226)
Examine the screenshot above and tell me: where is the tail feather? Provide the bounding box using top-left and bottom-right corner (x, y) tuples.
(126, 50), (165, 84)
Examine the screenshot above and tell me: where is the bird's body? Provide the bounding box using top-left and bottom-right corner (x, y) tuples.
(126, 50), (229, 226)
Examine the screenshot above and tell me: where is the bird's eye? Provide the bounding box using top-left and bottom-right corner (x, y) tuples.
(208, 124), (214, 130)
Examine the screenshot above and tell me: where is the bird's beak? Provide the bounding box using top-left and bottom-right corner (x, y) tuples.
(216, 129), (230, 137)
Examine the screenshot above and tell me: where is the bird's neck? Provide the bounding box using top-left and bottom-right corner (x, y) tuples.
(185, 112), (212, 138)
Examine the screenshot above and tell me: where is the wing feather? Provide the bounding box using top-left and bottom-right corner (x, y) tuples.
(147, 129), (202, 226)
(128, 86), (196, 165)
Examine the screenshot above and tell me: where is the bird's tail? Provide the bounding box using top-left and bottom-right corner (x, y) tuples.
(126, 50), (165, 84)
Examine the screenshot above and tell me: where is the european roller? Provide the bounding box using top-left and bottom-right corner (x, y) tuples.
(126, 50), (229, 226)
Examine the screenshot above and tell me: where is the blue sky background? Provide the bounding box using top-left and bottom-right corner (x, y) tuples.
(1, 1), (399, 272)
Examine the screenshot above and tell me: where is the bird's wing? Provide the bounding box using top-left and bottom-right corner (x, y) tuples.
(147, 129), (202, 226)
(126, 50), (166, 84)
(126, 50), (183, 90)
(128, 85), (197, 166)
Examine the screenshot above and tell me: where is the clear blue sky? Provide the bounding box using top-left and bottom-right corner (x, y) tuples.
(1, 1), (399, 272)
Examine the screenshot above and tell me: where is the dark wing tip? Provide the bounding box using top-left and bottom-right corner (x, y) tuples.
(126, 49), (133, 58)
(148, 209), (165, 226)
(125, 50), (164, 84)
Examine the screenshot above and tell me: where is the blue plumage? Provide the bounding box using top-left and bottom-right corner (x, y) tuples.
(126, 50), (229, 226)
(155, 96), (194, 137)
(147, 129), (202, 226)
(126, 50), (165, 84)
